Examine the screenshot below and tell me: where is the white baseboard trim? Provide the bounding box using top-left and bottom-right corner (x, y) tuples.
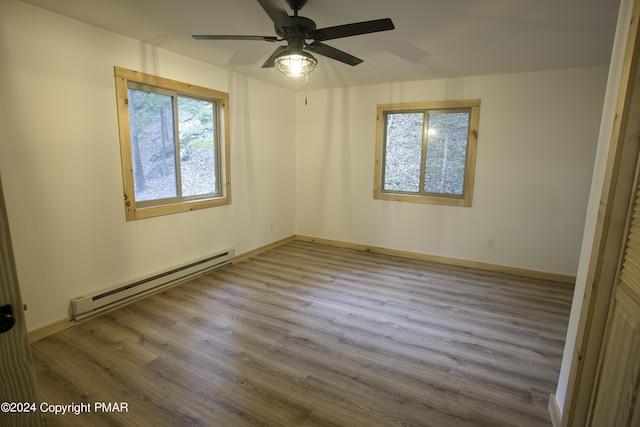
(549, 393), (562, 427)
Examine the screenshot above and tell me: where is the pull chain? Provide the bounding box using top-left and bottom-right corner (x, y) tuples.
(305, 74), (309, 106)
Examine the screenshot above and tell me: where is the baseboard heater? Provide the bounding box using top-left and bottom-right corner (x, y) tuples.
(70, 249), (234, 320)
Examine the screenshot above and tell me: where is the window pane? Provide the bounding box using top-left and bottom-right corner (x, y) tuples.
(178, 97), (218, 197)
(128, 88), (178, 202)
(424, 112), (469, 195)
(383, 112), (424, 192)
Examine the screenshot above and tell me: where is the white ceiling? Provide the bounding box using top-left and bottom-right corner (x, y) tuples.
(22, 0), (621, 91)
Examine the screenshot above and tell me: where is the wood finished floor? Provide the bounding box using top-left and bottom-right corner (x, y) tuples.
(31, 241), (574, 427)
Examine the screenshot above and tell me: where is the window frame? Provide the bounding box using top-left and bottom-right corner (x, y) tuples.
(374, 100), (480, 207)
(114, 66), (231, 220)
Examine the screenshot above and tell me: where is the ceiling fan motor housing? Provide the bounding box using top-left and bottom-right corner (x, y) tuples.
(276, 15), (316, 38)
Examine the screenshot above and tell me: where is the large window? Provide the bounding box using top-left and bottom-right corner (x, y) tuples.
(374, 100), (480, 206)
(114, 67), (230, 220)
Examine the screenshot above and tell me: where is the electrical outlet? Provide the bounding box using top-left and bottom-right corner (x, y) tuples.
(269, 221), (274, 231)
(487, 238), (496, 248)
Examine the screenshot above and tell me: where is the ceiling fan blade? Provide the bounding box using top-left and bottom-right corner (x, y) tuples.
(192, 35), (279, 42)
(305, 41), (363, 66)
(262, 45), (288, 68)
(309, 18), (395, 41)
(256, 0), (298, 35)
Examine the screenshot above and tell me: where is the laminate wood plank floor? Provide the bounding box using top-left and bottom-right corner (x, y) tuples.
(31, 241), (574, 426)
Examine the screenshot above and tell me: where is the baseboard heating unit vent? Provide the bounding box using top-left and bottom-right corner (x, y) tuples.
(70, 249), (234, 320)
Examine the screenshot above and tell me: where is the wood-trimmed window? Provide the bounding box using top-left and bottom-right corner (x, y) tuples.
(374, 100), (480, 207)
(114, 67), (231, 220)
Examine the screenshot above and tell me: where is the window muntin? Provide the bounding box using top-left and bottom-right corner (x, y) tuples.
(115, 67), (230, 220)
(375, 100), (479, 207)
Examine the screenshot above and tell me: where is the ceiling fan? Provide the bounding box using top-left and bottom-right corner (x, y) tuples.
(192, 0), (395, 77)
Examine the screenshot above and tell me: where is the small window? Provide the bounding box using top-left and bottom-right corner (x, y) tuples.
(374, 100), (480, 206)
(114, 67), (230, 220)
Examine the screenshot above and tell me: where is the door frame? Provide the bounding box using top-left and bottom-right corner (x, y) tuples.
(0, 173), (42, 426)
(560, 0), (640, 424)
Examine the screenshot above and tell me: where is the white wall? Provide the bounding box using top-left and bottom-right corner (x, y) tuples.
(0, 0), (296, 331)
(295, 67), (608, 276)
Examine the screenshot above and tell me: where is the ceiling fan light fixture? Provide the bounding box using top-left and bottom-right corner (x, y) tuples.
(274, 50), (317, 77)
